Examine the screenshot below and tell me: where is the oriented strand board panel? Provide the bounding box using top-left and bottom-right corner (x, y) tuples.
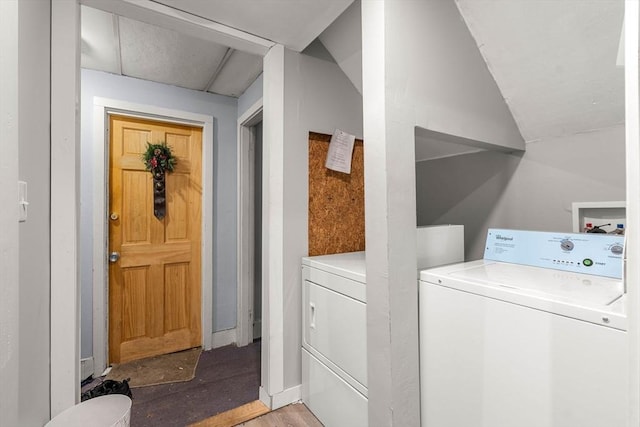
(308, 132), (365, 256)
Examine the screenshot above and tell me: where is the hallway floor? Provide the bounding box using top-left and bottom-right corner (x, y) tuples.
(125, 341), (260, 426)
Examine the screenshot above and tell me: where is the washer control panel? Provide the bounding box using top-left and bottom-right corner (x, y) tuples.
(484, 228), (624, 278)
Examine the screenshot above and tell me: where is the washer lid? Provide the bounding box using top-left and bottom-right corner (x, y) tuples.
(421, 260), (624, 308)
(421, 260), (626, 330)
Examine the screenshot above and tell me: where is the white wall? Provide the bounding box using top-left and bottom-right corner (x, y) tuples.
(238, 73), (263, 117)
(51, 0), (81, 414)
(319, 0), (363, 94)
(0, 1), (22, 425)
(1, 0), (52, 425)
(386, 1), (524, 151)
(80, 69), (239, 358)
(18, 1), (52, 424)
(281, 49), (363, 388)
(417, 125), (626, 260)
(361, 1), (524, 424)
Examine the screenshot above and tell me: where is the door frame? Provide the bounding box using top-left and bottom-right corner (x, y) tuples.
(52, 0), (290, 414)
(92, 97), (214, 375)
(237, 99), (263, 347)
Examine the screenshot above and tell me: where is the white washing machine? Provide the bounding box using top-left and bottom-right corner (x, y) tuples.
(419, 229), (628, 427)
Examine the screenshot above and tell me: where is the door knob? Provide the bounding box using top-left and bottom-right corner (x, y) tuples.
(109, 251), (120, 263)
(110, 212), (119, 220)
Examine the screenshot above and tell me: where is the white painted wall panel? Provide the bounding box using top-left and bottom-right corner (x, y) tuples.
(0, 1), (21, 425)
(281, 48), (363, 390)
(51, 0), (81, 416)
(361, 2), (395, 424)
(262, 44), (286, 395)
(18, 0), (52, 424)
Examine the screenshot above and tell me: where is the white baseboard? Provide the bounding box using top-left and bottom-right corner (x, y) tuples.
(259, 386), (271, 408)
(259, 384), (302, 410)
(211, 328), (237, 348)
(81, 357), (94, 380)
(273, 384), (302, 409)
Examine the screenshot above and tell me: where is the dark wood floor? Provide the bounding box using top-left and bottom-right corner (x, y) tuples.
(129, 341), (261, 426)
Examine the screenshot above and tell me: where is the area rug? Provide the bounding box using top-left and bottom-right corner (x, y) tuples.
(106, 347), (202, 388)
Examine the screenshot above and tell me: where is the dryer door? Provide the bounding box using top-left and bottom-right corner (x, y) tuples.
(303, 279), (367, 388)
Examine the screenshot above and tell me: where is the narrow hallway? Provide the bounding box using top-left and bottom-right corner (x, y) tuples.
(125, 342), (260, 426)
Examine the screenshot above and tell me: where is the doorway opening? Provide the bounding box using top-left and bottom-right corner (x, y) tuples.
(92, 98), (215, 377)
(90, 97), (264, 426)
(252, 121), (263, 341)
(237, 102), (264, 347)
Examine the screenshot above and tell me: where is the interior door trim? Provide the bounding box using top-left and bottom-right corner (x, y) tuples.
(92, 97), (213, 376)
(236, 98), (263, 347)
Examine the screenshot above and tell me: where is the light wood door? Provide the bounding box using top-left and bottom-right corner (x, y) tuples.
(108, 115), (202, 364)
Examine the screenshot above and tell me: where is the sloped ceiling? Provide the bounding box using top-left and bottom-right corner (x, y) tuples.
(455, 0), (625, 142)
(81, 0), (354, 98)
(316, 0), (625, 162)
(83, 0), (625, 138)
(153, 0), (354, 52)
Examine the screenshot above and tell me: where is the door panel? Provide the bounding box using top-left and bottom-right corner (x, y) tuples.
(164, 262), (190, 332)
(109, 115), (202, 364)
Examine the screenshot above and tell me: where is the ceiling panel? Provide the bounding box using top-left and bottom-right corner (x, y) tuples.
(153, 0), (354, 52)
(455, 0), (624, 142)
(81, 6), (120, 74)
(119, 16), (230, 91)
(208, 50), (263, 98)
(81, 1), (354, 99)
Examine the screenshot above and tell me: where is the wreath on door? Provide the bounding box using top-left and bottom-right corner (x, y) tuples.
(143, 143), (176, 173)
(142, 143), (176, 219)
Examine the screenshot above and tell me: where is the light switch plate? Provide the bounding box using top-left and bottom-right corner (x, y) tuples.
(18, 181), (27, 222)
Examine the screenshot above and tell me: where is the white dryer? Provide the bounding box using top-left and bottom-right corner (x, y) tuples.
(419, 229), (627, 427)
(300, 224), (465, 427)
(301, 251), (368, 427)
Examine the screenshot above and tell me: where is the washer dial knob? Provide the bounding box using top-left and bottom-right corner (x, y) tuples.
(560, 239), (574, 251)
